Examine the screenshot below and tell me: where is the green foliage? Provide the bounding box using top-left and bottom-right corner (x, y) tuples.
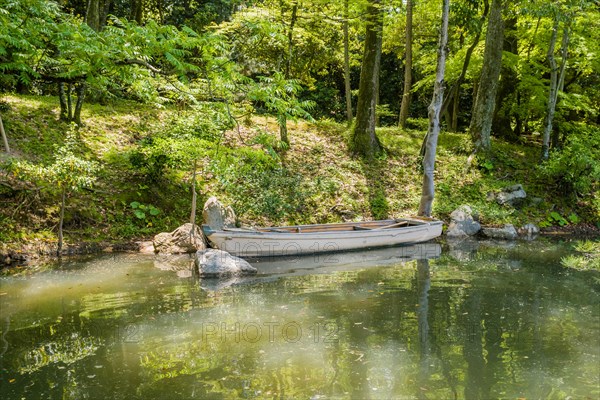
(248, 72), (316, 127)
(540, 123), (600, 214)
(9, 128), (98, 193)
(130, 201), (161, 226)
(561, 240), (600, 271)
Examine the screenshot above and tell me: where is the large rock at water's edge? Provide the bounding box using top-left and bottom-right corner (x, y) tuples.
(202, 196), (236, 230)
(153, 223), (207, 254)
(482, 224), (518, 240)
(195, 249), (257, 278)
(493, 184), (527, 207)
(446, 205), (481, 237)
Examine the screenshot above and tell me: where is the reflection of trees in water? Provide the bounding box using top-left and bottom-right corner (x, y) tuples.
(1, 248), (598, 398)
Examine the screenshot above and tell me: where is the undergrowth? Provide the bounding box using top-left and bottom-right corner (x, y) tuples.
(0, 94), (598, 246)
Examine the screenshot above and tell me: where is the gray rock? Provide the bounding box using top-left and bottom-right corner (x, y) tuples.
(446, 205), (481, 237)
(495, 184), (527, 206)
(195, 249), (257, 278)
(519, 223), (540, 240)
(481, 224), (518, 240)
(153, 223), (207, 254)
(202, 196), (236, 230)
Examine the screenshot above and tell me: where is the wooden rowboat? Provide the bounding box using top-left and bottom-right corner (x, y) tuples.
(202, 218), (443, 257)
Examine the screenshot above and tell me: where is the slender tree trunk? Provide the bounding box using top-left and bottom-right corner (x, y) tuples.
(0, 114), (9, 153)
(343, 0), (353, 124)
(57, 188), (66, 256)
(542, 22), (569, 160)
(398, 0), (413, 127)
(74, 83), (85, 126)
(279, 0), (298, 146)
(67, 84), (73, 120)
(441, 0), (488, 131)
(58, 83), (69, 121)
(417, 0), (449, 218)
(351, 0), (383, 158)
(469, 0), (504, 153)
(189, 160), (198, 227)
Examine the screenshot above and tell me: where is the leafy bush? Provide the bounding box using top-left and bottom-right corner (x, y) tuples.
(541, 123), (600, 198)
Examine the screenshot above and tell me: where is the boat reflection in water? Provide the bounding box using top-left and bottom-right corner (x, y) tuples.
(198, 243), (441, 291)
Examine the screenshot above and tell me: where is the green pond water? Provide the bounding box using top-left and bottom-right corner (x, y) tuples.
(0, 240), (599, 399)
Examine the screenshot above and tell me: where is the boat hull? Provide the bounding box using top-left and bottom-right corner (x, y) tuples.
(203, 219), (443, 257)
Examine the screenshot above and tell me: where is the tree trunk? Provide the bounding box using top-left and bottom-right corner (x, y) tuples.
(469, 0), (504, 153)
(130, 0), (143, 24)
(57, 188), (66, 256)
(492, 16), (518, 142)
(398, 0), (413, 128)
(542, 22), (569, 160)
(279, 115), (288, 145)
(67, 83), (73, 120)
(189, 160), (198, 239)
(351, 0), (383, 158)
(101, 0), (112, 27)
(285, 1), (298, 79)
(74, 83), (85, 126)
(58, 83), (69, 121)
(86, 0), (101, 31)
(0, 114), (9, 153)
(278, 0), (298, 146)
(417, 0), (449, 218)
(441, 0), (488, 132)
(343, 0), (353, 124)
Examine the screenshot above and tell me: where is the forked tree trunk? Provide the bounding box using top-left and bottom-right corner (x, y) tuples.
(542, 22), (569, 160)
(351, 0), (383, 157)
(0, 114), (9, 153)
(469, 0), (504, 153)
(417, 0), (449, 218)
(343, 0), (353, 124)
(398, 0), (413, 127)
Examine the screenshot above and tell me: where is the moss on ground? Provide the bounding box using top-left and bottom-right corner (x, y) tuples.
(0, 94), (597, 248)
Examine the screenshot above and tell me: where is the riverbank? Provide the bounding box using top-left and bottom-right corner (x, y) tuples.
(1, 94), (598, 258)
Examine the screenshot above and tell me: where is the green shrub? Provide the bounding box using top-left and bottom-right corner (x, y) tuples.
(541, 123), (600, 199)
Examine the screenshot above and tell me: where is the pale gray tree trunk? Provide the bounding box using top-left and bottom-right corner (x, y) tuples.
(469, 0), (504, 153)
(0, 114), (9, 153)
(417, 0), (449, 218)
(351, 0), (383, 157)
(398, 0), (413, 127)
(542, 22), (569, 160)
(343, 0), (353, 124)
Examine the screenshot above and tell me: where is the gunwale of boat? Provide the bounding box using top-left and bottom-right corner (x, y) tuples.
(207, 218), (440, 236)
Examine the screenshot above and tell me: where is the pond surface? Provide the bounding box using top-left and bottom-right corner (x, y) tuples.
(1, 240), (599, 399)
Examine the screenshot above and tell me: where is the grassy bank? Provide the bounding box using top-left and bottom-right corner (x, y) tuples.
(0, 94), (598, 251)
